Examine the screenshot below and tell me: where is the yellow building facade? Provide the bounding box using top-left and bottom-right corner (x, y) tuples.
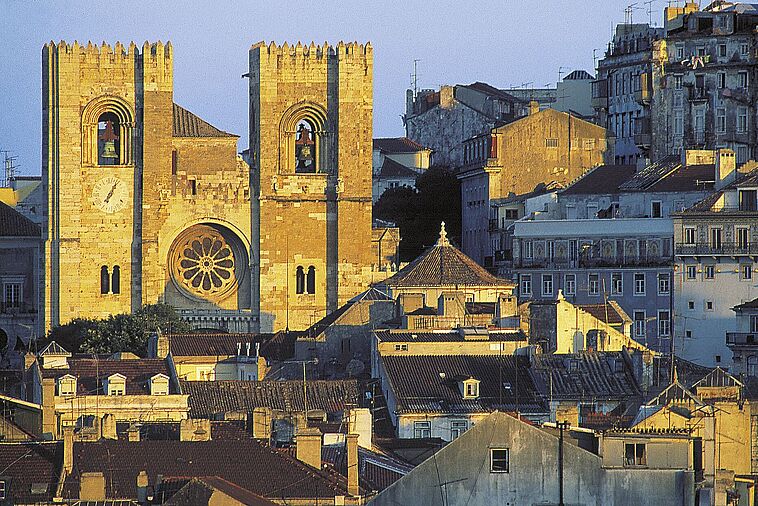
(42, 40), (379, 332)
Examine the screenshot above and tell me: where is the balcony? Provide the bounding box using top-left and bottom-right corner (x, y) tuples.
(0, 302), (36, 315)
(675, 242), (758, 256)
(727, 332), (758, 347)
(633, 118), (652, 148)
(634, 73), (651, 105)
(514, 217), (672, 240)
(688, 87), (708, 102)
(514, 255), (671, 270)
(591, 79), (608, 110)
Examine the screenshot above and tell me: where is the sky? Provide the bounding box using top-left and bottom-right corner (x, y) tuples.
(1, 0), (658, 176)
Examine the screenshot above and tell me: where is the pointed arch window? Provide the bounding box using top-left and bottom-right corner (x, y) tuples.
(306, 266), (316, 295)
(111, 266), (121, 294)
(295, 266), (305, 294)
(100, 266), (110, 295)
(82, 97), (134, 166)
(280, 102), (328, 174)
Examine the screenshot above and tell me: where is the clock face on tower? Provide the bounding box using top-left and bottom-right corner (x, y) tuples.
(91, 176), (129, 214)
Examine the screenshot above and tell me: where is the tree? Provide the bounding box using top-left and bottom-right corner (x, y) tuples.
(374, 165), (461, 261)
(42, 304), (192, 356)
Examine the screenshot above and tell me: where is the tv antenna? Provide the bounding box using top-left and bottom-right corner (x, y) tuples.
(0, 150), (19, 188)
(410, 59), (421, 98)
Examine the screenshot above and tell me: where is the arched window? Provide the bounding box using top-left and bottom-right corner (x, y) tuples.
(111, 266), (121, 295)
(307, 266), (316, 295)
(100, 266), (110, 294)
(97, 112), (121, 165)
(295, 120), (317, 173)
(295, 266), (305, 294)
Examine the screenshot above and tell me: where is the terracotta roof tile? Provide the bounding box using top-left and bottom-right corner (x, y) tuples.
(380, 354), (544, 414)
(0, 441), (62, 504)
(373, 137), (427, 153)
(561, 165), (636, 195)
(40, 357), (175, 396)
(172, 103), (236, 138)
(181, 379), (359, 418)
(166, 333), (274, 357)
(62, 439), (350, 500)
(381, 233), (510, 288)
(377, 158), (419, 179)
(0, 201), (40, 237)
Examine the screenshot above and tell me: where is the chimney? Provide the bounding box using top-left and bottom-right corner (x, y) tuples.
(440, 85), (455, 109)
(101, 414), (117, 440)
(180, 419), (211, 442)
(703, 415), (716, 488)
(41, 377), (56, 437)
(715, 148), (736, 190)
(127, 425), (140, 442)
(495, 293), (518, 326)
(347, 408), (372, 449)
(529, 100), (540, 115)
(397, 293), (424, 316)
(63, 426), (74, 474)
(245, 342), (251, 357)
(406, 89), (415, 116)
(148, 332), (169, 359)
(437, 292), (466, 319)
(257, 355), (268, 380)
(79, 472), (106, 501)
(136, 470), (149, 504)
(347, 433), (360, 497)
(251, 407), (272, 439)
(23, 352), (36, 371)
(296, 427), (322, 469)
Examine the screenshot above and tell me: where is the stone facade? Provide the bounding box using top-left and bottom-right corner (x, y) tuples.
(249, 41), (377, 332)
(41, 40), (381, 333)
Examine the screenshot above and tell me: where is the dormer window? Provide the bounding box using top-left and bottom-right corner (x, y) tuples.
(57, 374), (77, 397)
(104, 373), (126, 396)
(461, 378), (480, 399)
(150, 373), (169, 396)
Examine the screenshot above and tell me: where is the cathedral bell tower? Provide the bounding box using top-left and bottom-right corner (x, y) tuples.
(42, 41), (173, 329)
(248, 41), (374, 331)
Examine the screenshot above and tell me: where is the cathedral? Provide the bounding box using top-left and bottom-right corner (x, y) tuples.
(40, 40), (382, 333)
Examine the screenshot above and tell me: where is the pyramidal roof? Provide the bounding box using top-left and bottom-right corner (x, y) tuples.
(382, 223), (508, 288)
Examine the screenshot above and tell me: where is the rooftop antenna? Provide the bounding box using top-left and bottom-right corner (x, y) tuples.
(411, 59), (421, 99)
(0, 151), (18, 188)
(645, 0), (656, 26)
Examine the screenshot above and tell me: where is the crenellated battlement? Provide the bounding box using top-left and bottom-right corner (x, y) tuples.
(251, 40), (372, 62)
(43, 40), (172, 65)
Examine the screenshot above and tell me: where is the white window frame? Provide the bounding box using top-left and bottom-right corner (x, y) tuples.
(738, 108), (748, 133)
(413, 420), (431, 439)
(741, 264), (753, 281)
(451, 420), (468, 439)
(658, 273), (670, 295)
(686, 265), (697, 280)
(522, 241), (533, 259)
(750, 315), (758, 333)
(588, 274), (600, 296)
(634, 311), (646, 337)
(704, 264), (715, 280)
(564, 274), (576, 296)
(520, 275), (532, 296)
(716, 108), (726, 133)
(490, 448), (510, 473)
(634, 273), (646, 296)
(684, 227), (697, 246)
(658, 310), (671, 337)
(611, 272), (623, 295)
(542, 274), (554, 297)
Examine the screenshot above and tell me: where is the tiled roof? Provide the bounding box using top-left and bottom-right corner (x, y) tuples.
(165, 477), (280, 506)
(563, 70), (594, 80)
(375, 329), (526, 343)
(692, 367), (743, 389)
(166, 333), (274, 357)
(734, 296), (758, 310)
(682, 167), (758, 213)
(381, 227), (509, 288)
(349, 287), (392, 302)
(462, 82), (524, 103)
(577, 303), (628, 325)
(172, 103), (236, 138)
(322, 445), (413, 493)
(377, 158), (419, 179)
(181, 379), (359, 418)
(40, 358), (175, 396)
(530, 352), (641, 400)
(373, 137), (427, 153)
(380, 354), (545, 414)
(62, 439), (350, 501)
(0, 441), (62, 504)
(617, 156), (715, 193)
(466, 302), (495, 314)
(0, 200), (40, 237)
(561, 165), (636, 195)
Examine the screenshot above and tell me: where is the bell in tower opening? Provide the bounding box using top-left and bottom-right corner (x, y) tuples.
(295, 121), (316, 173)
(98, 112), (120, 166)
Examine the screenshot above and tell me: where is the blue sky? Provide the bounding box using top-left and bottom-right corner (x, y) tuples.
(1, 0), (654, 175)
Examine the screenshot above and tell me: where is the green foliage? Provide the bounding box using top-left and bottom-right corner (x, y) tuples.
(374, 165), (461, 261)
(42, 304), (191, 356)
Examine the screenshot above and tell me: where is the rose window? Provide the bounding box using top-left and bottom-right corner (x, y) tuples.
(170, 225), (241, 300)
